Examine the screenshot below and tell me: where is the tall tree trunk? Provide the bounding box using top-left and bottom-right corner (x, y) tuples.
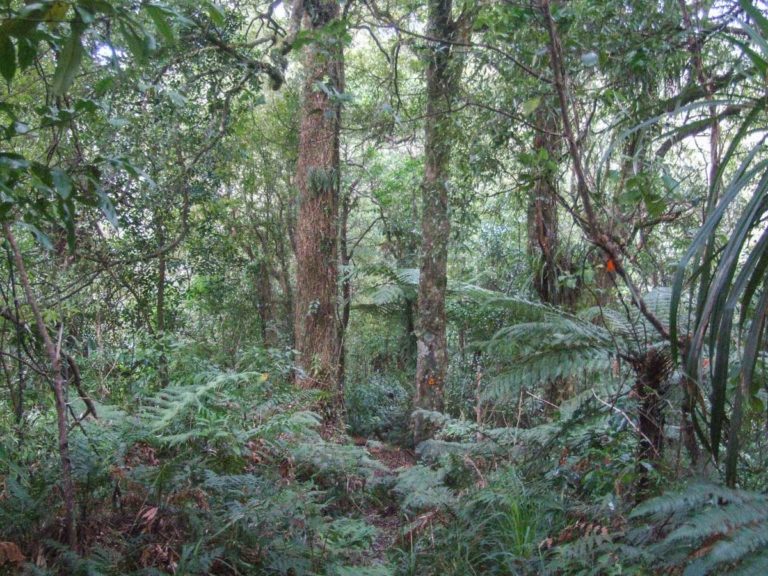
(293, 0), (344, 422)
(414, 0), (468, 443)
(4, 224), (77, 549)
(338, 192), (352, 387)
(247, 236), (277, 348)
(277, 232), (294, 345)
(528, 103), (562, 306)
(155, 218), (169, 387)
(7, 248), (26, 430)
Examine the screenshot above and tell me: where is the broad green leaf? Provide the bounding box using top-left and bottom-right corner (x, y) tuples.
(146, 4), (175, 44)
(741, 21), (768, 59)
(16, 36), (38, 70)
(0, 33), (16, 84)
(77, 0), (116, 16)
(51, 168), (73, 199)
(18, 3), (47, 18)
(12, 122), (30, 135)
(205, 1), (226, 27)
(74, 98), (98, 113)
(19, 222), (53, 250)
(44, 1), (70, 24)
(74, 6), (96, 25)
(59, 197), (77, 249)
(166, 89), (187, 107)
(98, 190), (118, 228)
(740, 0), (768, 38)
(52, 24), (85, 95)
(0, 153), (30, 171)
(119, 22), (147, 62)
(93, 75), (115, 96)
(521, 97), (541, 116)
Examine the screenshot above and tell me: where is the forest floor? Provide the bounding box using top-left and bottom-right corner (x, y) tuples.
(352, 438), (415, 562)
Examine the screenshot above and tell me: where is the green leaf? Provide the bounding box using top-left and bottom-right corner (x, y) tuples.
(12, 122), (30, 135)
(0, 33), (16, 84)
(205, 1), (226, 27)
(166, 89), (187, 107)
(20, 222), (53, 250)
(52, 25), (85, 95)
(291, 29), (316, 51)
(74, 6), (96, 25)
(51, 168), (73, 199)
(16, 36), (38, 70)
(146, 4), (175, 44)
(119, 22), (149, 63)
(93, 75), (115, 96)
(740, 0), (768, 38)
(98, 190), (118, 228)
(521, 97), (541, 116)
(0, 153), (30, 171)
(77, 0), (116, 16)
(662, 173), (679, 193)
(741, 21), (768, 59)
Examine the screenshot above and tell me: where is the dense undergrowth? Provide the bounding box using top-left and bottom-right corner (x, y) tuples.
(2, 329), (767, 576)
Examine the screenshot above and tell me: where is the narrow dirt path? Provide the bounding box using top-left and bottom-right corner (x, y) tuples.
(354, 439), (416, 561)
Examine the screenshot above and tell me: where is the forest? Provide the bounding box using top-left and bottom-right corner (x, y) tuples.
(1, 0), (768, 573)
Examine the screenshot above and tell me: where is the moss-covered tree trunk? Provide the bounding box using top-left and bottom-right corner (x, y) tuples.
(414, 0), (468, 443)
(294, 0), (345, 422)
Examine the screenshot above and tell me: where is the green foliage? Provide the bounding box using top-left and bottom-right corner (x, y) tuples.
(346, 373), (412, 442)
(396, 465), (566, 576)
(630, 483), (768, 575)
(667, 2), (768, 486)
(0, 343), (397, 574)
(395, 464), (456, 513)
(0, 0), (766, 574)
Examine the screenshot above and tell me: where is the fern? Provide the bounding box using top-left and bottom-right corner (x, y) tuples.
(291, 440), (387, 486)
(479, 290), (675, 405)
(395, 465), (456, 512)
(138, 371), (256, 433)
(630, 483), (768, 575)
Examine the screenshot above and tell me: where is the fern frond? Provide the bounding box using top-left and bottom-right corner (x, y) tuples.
(630, 482), (761, 521)
(395, 465), (455, 512)
(139, 371), (260, 433)
(631, 483), (768, 575)
(729, 551), (768, 576)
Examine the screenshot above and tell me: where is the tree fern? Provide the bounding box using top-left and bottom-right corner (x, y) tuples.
(481, 313), (618, 403)
(630, 483), (768, 575)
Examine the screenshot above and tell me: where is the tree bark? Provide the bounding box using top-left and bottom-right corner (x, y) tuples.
(4, 224), (77, 549)
(293, 0), (345, 422)
(414, 0), (469, 443)
(155, 217), (169, 387)
(528, 103), (563, 305)
(633, 348), (673, 502)
(246, 236), (278, 348)
(338, 192), (352, 388)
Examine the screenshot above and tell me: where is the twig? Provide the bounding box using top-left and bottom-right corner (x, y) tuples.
(592, 390), (660, 457)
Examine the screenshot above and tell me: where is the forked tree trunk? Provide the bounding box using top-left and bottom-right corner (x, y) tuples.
(293, 0), (344, 422)
(414, 0), (469, 443)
